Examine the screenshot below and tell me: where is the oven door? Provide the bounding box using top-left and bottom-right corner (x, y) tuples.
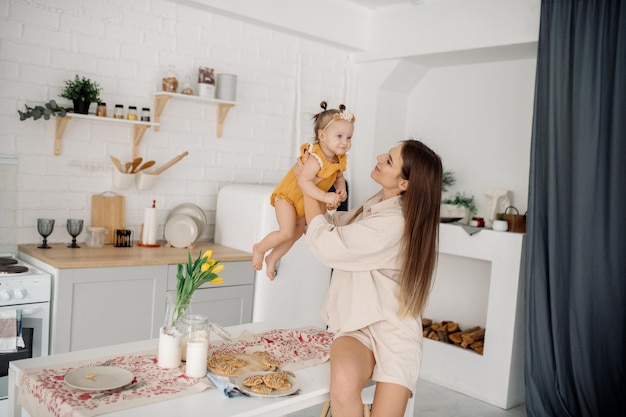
(0, 302), (50, 399)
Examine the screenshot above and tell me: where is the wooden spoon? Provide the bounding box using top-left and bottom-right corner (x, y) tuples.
(130, 157), (143, 173)
(153, 151), (189, 175)
(109, 155), (124, 173)
(124, 162), (132, 173)
(135, 160), (156, 173)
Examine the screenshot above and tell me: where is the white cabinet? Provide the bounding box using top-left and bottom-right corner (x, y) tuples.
(50, 265), (168, 354)
(162, 261), (253, 330)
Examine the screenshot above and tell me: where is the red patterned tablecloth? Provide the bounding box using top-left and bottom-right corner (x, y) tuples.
(208, 326), (334, 371)
(17, 327), (334, 417)
(18, 351), (212, 417)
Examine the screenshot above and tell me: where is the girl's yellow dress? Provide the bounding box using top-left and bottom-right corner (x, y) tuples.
(271, 142), (347, 217)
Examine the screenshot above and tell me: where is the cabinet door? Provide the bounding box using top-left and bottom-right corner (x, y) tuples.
(164, 261), (254, 329)
(188, 285), (253, 327)
(52, 265), (167, 354)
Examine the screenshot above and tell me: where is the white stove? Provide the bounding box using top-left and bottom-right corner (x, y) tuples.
(0, 254), (51, 306)
(0, 253), (51, 399)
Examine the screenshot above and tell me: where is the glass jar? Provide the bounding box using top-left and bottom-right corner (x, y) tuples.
(127, 106), (138, 120)
(140, 107), (150, 122)
(162, 65), (178, 92)
(176, 314), (209, 361)
(96, 102), (107, 117)
(113, 104), (125, 119)
(85, 227), (107, 248)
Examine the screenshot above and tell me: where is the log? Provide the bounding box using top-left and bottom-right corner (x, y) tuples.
(449, 326), (480, 345)
(461, 328), (485, 345)
(470, 341), (484, 355)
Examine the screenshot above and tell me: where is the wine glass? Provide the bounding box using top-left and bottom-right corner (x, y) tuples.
(37, 218), (55, 249)
(66, 219), (84, 248)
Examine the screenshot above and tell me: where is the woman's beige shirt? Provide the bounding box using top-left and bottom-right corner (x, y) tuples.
(305, 191), (421, 340)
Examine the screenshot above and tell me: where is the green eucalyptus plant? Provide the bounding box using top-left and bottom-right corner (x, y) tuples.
(59, 74), (102, 103)
(17, 100), (70, 121)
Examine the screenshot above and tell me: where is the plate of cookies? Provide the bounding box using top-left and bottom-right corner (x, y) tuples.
(235, 371), (299, 397)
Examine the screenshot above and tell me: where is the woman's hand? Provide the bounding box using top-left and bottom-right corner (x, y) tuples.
(293, 151), (323, 184)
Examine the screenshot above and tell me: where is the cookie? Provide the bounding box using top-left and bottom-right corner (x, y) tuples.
(263, 372), (292, 390)
(242, 374), (264, 387)
(250, 383), (273, 394)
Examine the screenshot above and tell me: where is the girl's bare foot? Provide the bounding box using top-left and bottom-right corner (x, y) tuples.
(265, 256), (279, 281)
(252, 244), (264, 271)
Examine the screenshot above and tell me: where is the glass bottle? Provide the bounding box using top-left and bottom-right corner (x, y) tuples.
(140, 107), (151, 122)
(96, 102), (107, 117)
(113, 104), (125, 119)
(127, 106), (138, 120)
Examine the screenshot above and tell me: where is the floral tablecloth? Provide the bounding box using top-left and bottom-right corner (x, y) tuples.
(18, 351), (212, 417)
(208, 326), (334, 371)
(17, 327), (334, 417)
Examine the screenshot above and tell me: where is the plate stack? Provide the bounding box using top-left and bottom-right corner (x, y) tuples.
(164, 204), (208, 248)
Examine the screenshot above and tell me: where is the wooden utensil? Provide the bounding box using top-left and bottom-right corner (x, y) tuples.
(124, 161), (132, 173)
(130, 157), (143, 173)
(109, 155), (124, 173)
(135, 160), (156, 173)
(153, 151), (189, 175)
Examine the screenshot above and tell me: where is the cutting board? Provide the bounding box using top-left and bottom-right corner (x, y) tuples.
(91, 193), (125, 245)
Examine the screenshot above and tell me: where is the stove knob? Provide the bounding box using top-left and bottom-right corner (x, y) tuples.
(0, 289), (13, 301)
(15, 288), (27, 300)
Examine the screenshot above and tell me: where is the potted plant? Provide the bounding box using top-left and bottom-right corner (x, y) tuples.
(441, 191), (477, 224)
(17, 100), (70, 121)
(59, 74), (102, 114)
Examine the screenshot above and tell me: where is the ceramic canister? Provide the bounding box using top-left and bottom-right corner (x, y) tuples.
(215, 74), (237, 101)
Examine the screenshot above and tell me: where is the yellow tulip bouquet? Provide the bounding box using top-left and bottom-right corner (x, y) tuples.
(171, 250), (225, 327)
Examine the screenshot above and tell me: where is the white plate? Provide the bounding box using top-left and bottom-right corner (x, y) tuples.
(164, 214), (198, 248)
(235, 371), (299, 398)
(64, 366), (134, 391)
(166, 203), (207, 238)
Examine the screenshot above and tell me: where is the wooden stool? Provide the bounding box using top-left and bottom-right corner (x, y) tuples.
(319, 401), (371, 417)
(319, 383), (415, 417)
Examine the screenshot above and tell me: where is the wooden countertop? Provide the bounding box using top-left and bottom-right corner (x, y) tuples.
(18, 241), (252, 269)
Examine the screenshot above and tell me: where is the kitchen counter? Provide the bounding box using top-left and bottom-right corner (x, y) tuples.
(18, 241), (251, 269)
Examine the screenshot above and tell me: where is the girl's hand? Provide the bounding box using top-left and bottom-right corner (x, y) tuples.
(324, 191), (340, 208)
(336, 188), (347, 202)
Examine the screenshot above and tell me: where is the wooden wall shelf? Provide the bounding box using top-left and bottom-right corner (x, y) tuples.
(153, 92), (235, 137)
(54, 113), (158, 158)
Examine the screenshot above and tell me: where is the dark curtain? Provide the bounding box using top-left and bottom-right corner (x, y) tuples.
(525, 1), (626, 416)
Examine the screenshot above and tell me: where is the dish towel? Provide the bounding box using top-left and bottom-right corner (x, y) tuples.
(0, 309), (25, 352)
(206, 372), (247, 397)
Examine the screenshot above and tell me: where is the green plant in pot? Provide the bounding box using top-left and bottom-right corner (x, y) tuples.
(59, 75), (102, 114)
(441, 191), (477, 224)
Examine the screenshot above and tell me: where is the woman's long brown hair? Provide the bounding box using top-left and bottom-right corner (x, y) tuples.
(398, 140), (442, 317)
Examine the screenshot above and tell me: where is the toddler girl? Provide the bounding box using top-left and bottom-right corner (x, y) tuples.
(252, 101), (355, 280)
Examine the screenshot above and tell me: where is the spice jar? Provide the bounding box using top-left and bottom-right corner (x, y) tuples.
(113, 104), (125, 119)
(140, 107), (150, 122)
(127, 106), (138, 120)
(96, 102), (107, 117)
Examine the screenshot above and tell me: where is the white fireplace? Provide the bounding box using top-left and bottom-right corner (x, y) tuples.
(420, 223), (526, 409)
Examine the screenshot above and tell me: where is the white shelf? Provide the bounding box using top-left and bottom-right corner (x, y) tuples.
(153, 92), (236, 137)
(54, 113), (159, 158)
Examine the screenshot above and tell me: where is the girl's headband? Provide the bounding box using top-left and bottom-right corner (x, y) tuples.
(321, 110), (356, 133)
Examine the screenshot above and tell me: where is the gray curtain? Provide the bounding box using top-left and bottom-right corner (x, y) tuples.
(525, 0), (626, 416)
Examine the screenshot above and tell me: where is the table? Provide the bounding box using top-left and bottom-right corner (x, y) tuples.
(8, 320), (331, 417)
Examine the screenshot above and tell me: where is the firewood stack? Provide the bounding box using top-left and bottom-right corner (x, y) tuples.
(422, 318), (485, 355)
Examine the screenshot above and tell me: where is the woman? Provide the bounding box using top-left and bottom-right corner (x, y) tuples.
(301, 139), (443, 417)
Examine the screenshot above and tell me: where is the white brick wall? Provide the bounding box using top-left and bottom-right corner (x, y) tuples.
(0, 0), (352, 251)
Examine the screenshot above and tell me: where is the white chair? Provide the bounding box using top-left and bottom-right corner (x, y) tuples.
(319, 382), (416, 417)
